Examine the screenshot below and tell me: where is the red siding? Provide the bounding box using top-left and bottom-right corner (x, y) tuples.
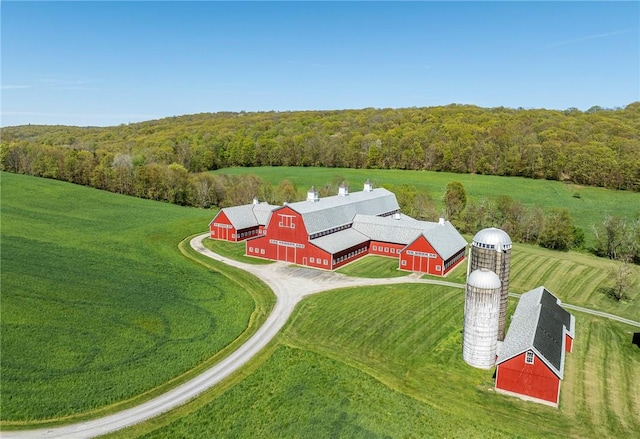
(496, 352), (560, 405)
(565, 334), (573, 353)
(399, 235), (445, 276)
(369, 241), (404, 258)
(245, 206), (333, 269)
(209, 211), (238, 242)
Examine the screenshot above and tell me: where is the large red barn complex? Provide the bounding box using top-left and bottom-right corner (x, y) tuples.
(209, 181), (467, 275)
(495, 287), (575, 407)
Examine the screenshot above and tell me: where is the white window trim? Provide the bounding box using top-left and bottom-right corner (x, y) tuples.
(525, 350), (534, 364)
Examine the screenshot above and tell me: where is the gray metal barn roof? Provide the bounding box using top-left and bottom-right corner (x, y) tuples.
(422, 221), (468, 260)
(213, 202), (279, 230)
(352, 214), (467, 260)
(286, 188), (400, 235)
(497, 287), (575, 379)
(351, 214), (423, 244)
(309, 228), (370, 254)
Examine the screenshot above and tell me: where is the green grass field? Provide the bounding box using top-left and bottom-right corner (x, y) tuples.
(0, 172), (273, 424)
(213, 166), (640, 245)
(207, 239), (640, 321)
(202, 238), (274, 265)
(337, 255), (411, 278)
(113, 285), (640, 438)
(4, 171), (639, 437)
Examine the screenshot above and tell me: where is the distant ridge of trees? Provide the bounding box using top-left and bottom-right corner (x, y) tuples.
(2, 102), (639, 192)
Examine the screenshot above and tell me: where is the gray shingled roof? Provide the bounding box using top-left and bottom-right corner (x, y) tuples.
(352, 214), (424, 244)
(309, 228), (370, 254)
(497, 287), (574, 379)
(286, 188), (399, 235)
(422, 221), (468, 260)
(212, 202), (279, 230)
(352, 214), (467, 260)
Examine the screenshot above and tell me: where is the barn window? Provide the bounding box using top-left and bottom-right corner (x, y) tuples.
(310, 257), (315, 263)
(525, 350), (534, 364)
(232, 233), (236, 238)
(261, 249), (265, 255)
(278, 214), (295, 229)
(249, 247), (253, 252)
(324, 259), (328, 265)
(401, 260), (407, 266)
(373, 246), (377, 251)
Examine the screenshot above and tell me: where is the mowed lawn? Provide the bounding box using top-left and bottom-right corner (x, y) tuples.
(114, 285), (640, 438)
(214, 166), (640, 245)
(0, 173), (270, 423)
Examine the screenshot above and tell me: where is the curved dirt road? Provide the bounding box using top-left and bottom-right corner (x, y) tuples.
(4, 233), (638, 438)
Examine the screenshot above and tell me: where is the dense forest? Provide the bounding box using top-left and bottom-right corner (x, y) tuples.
(2, 103), (639, 191)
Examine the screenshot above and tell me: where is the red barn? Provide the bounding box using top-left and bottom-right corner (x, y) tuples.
(210, 182), (467, 275)
(351, 214), (467, 276)
(209, 198), (278, 242)
(495, 287), (575, 407)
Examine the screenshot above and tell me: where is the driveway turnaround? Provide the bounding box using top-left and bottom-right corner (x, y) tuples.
(4, 233), (638, 438)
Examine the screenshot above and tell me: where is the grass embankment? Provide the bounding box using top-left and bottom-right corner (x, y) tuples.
(114, 285), (640, 438)
(0, 173), (274, 426)
(214, 166), (640, 246)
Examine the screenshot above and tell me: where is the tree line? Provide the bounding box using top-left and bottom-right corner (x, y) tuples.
(2, 103), (639, 191)
(439, 181), (640, 265)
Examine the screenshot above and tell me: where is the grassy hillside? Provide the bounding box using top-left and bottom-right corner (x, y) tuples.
(0, 172), (273, 424)
(213, 166), (640, 245)
(113, 285), (640, 438)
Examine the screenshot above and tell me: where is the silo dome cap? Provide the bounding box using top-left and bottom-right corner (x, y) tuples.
(467, 268), (501, 289)
(472, 227), (512, 250)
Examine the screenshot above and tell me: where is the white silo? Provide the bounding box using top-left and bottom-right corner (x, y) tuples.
(468, 227), (512, 341)
(463, 268), (501, 369)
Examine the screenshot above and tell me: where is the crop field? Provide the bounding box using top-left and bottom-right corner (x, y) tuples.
(0, 173), (273, 425)
(213, 166), (640, 243)
(114, 285), (640, 438)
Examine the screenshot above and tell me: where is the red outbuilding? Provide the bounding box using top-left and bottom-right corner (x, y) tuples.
(495, 287), (575, 407)
(209, 198), (278, 242)
(210, 181), (467, 275)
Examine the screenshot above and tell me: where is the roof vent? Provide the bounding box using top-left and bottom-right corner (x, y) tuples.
(394, 212), (401, 220)
(338, 183), (349, 196)
(363, 179), (373, 192)
(439, 217), (445, 225)
(253, 197), (260, 205)
(307, 186), (319, 202)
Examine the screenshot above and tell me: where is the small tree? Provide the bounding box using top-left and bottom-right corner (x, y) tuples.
(607, 261), (634, 301)
(443, 181), (467, 220)
(539, 208), (575, 251)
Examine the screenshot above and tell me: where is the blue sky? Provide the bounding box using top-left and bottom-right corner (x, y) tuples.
(1, 1), (638, 127)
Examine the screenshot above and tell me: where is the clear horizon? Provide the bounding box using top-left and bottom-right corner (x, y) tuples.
(2, 1), (639, 127)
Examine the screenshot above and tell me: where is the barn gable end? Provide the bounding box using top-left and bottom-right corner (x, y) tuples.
(495, 287), (575, 406)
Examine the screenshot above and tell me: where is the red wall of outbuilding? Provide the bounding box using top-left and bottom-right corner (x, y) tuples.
(369, 241), (404, 258)
(565, 334), (573, 352)
(399, 236), (445, 276)
(209, 211), (238, 242)
(245, 206), (333, 269)
(496, 352), (561, 405)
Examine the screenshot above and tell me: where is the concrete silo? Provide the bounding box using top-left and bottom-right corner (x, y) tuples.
(468, 227), (512, 341)
(463, 268), (501, 369)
